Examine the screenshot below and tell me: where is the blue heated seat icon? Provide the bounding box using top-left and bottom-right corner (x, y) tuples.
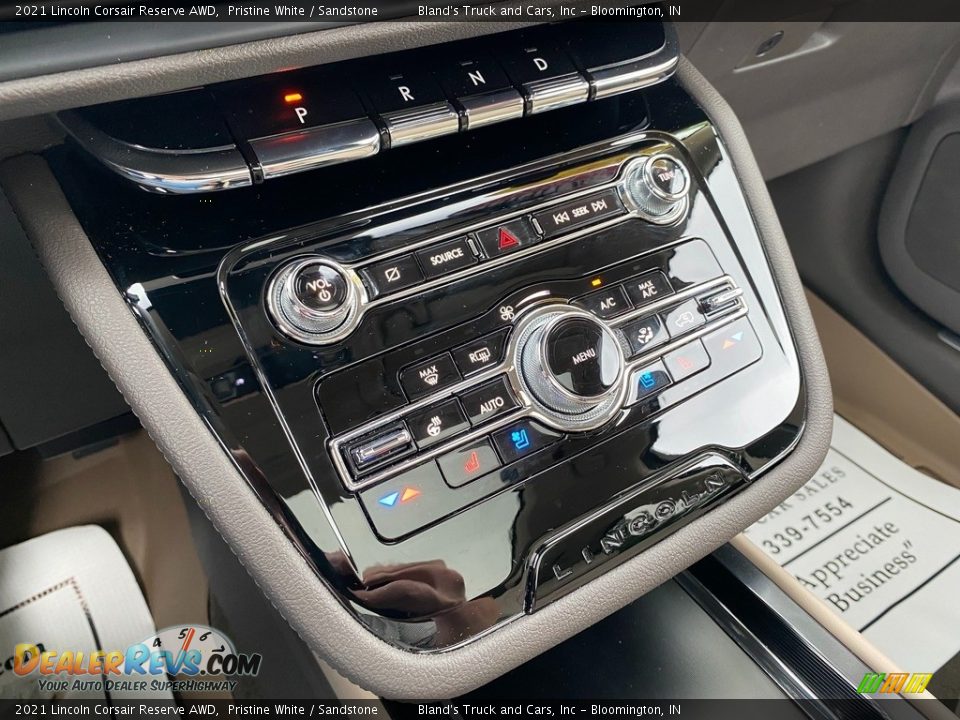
(639, 371), (656, 389)
(511, 428), (531, 450)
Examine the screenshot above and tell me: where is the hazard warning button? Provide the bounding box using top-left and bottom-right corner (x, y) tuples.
(475, 217), (541, 258)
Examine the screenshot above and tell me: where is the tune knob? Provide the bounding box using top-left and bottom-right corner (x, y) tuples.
(621, 153), (690, 222)
(513, 307), (626, 430)
(267, 257), (364, 344)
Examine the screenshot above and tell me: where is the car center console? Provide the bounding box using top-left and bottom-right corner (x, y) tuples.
(44, 20), (806, 655)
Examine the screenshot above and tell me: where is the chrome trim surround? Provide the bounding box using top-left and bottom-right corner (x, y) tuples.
(329, 275), (746, 492)
(619, 153), (691, 224)
(457, 88), (525, 130)
(57, 110), (252, 195)
(266, 257), (368, 345)
(382, 102), (461, 148)
(588, 54), (681, 101)
(522, 73), (591, 115)
(250, 119), (381, 180)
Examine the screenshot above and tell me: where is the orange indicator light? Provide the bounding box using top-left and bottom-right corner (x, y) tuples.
(590, 278), (602, 287)
(284, 92), (303, 104)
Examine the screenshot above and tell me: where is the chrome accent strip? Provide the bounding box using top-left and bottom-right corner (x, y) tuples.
(352, 426), (413, 466)
(58, 110), (252, 195)
(332, 276), (745, 492)
(522, 73), (591, 115)
(588, 54), (680, 100)
(457, 88), (525, 130)
(702, 286), (745, 312)
(382, 102), (460, 148)
(250, 119), (381, 180)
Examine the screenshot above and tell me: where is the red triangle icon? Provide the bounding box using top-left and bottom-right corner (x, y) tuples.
(498, 227), (520, 250)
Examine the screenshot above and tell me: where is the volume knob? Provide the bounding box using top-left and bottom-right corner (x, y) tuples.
(621, 153), (690, 223)
(268, 258), (364, 344)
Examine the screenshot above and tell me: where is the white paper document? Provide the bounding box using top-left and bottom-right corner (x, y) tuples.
(744, 415), (960, 672)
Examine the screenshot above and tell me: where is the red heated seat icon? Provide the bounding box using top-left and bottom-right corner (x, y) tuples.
(464, 451), (481, 474)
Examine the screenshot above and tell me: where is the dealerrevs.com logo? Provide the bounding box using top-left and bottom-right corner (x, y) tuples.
(12, 625), (261, 694)
(857, 672), (933, 695)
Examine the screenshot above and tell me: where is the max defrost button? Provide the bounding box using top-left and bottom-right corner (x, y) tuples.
(415, 236), (477, 279)
(437, 438), (501, 488)
(400, 353), (461, 400)
(459, 377), (519, 426)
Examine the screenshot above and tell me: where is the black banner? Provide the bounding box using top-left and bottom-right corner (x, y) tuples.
(1, 699), (958, 720)
(3, 0), (960, 23)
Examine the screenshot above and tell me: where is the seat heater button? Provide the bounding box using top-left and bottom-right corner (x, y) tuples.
(663, 340), (711, 381)
(459, 377), (519, 426)
(632, 360), (673, 400)
(491, 421), (561, 464)
(437, 438), (501, 488)
(400, 353), (461, 400)
(415, 236), (477, 279)
(407, 399), (469, 449)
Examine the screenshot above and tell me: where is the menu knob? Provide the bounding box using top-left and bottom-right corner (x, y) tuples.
(513, 307), (625, 430)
